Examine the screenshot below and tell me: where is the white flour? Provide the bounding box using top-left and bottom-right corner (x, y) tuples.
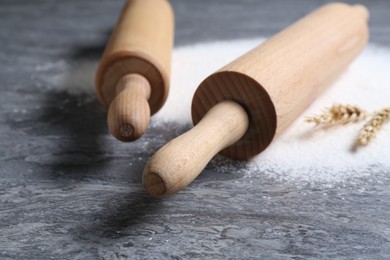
(38, 38), (390, 184)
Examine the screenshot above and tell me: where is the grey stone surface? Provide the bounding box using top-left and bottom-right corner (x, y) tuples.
(0, 0), (389, 259)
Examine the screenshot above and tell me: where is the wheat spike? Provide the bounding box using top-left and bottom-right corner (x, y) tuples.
(306, 104), (366, 126)
(358, 107), (390, 146)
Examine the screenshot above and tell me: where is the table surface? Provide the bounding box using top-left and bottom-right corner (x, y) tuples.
(1, 0), (390, 259)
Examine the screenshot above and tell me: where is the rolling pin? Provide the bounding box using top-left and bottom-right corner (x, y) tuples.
(95, 0), (174, 141)
(143, 3), (369, 196)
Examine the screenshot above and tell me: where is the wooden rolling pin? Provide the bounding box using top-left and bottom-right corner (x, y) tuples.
(143, 3), (369, 196)
(95, 0), (174, 141)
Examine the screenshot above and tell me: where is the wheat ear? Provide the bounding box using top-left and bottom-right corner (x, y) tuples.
(306, 104), (366, 126)
(358, 107), (390, 146)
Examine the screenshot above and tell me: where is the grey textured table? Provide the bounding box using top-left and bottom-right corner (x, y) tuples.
(1, 0), (390, 259)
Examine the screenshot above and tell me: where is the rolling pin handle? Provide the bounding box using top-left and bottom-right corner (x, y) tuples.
(353, 4), (369, 21)
(107, 74), (151, 142)
(143, 101), (249, 196)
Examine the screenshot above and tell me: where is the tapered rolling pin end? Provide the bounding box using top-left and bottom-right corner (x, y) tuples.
(107, 74), (152, 142)
(95, 0), (174, 142)
(143, 170), (166, 196)
(142, 3), (369, 195)
(143, 101), (249, 196)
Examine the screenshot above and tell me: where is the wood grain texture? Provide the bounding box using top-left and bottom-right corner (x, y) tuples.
(193, 3), (369, 160)
(95, 0), (174, 140)
(193, 71), (276, 160)
(1, 0), (390, 258)
(107, 74), (151, 141)
(144, 3), (369, 196)
(143, 101), (249, 196)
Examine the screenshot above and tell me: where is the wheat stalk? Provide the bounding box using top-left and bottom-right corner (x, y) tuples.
(306, 104), (366, 126)
(358, 107), (390, 146)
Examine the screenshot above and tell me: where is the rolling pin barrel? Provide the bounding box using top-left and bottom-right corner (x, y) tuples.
(143, 3), (369, 196)
(95, 0), (174, 141)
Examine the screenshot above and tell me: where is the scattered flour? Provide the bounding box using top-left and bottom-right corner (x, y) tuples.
(34, 59), (97, 97)
(38, 38), (390, 184)
(160, 38), (390, 183)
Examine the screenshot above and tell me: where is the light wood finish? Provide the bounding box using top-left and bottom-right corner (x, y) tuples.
(143, 3), (369, 196)
(193, 3), (369, 159)
(143, 101), (249, 196)
(107, 74), (151, 141)
(95, 0), (174, 141)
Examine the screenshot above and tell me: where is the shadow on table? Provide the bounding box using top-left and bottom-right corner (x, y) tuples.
(38, 38), (112, 180)
(75, 192), (164, 241)
(39, 91), (110, 180)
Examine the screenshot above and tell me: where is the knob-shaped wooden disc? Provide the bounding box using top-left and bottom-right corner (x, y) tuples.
(192, 72), (276, 160)
(143, 3), (369, 196)
(95, 0), (174, 131)
(192, 3), (369, 160)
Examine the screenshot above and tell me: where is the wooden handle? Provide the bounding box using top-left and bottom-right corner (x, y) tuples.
(193, 3), (369, 159)
(95, 0), (174, 141)
(143, 3), (369, 196)
(107, 74), (151, 141)
(143, 101), (249, 196)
